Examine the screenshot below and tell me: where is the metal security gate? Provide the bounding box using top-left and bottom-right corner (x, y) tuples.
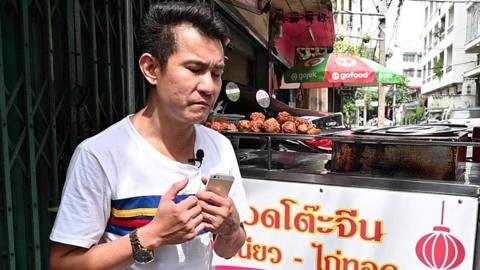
(0, 0), (158, 268)
(0, 0), (264, 268)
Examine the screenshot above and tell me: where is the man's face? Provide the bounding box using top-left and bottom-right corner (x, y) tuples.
(153, 24), (224, 125)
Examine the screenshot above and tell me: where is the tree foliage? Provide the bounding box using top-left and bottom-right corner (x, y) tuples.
(403, 105), (425, 125)
(386, 75), (412, 106)
(334, 35), (375, 60)
(433, 59), (444, 78)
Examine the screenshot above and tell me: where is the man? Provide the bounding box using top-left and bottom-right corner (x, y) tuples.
(49, 2), (250, 269)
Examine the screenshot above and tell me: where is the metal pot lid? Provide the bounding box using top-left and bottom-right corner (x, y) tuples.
(353, 125), (467, 136)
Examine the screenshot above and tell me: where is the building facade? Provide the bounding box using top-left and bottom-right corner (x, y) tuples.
(464, 2), (480, 106)
(421, 2), (477, 108)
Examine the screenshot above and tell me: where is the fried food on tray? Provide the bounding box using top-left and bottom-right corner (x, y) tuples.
(209, 117), (232, 131)
(237, 120), (251, 132)
(294, 117), (310, 127)
(225, 123), (238, 132)
(263, 118), (281, 133)
(250, 120), (263, 133)
(206, 111), (322, 136)
(276, 111), (293, 124)
(210, 121), (224, 131)
(306, 128), (321, 135)
(297, 123), (310, 134)
(281, 121), (297, 134)
(250, 112), (266, 122)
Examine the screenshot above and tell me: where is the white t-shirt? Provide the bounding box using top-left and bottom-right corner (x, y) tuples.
(50, 116), (250, 270)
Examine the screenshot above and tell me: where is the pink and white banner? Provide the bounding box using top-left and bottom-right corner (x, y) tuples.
(214, 178), (478, 270)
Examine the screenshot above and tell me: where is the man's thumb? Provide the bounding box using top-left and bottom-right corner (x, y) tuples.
(162, 178), (189, 201)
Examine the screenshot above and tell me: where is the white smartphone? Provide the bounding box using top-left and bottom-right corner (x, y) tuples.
(206, 174), (234, 197)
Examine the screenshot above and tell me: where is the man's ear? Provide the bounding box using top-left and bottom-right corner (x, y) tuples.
(139, 53), (159, 85)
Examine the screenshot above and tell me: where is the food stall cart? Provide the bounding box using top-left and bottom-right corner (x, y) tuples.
(213, 126), (480, 270)
(210, 2), (478, 269)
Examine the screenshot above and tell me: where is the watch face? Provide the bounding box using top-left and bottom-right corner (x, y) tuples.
(133, 249), (154, 264)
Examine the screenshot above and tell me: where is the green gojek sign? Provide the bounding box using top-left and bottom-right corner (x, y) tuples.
(284, 56), (329, 83)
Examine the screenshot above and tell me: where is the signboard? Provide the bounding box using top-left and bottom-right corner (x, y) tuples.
(215, 178), (478, 270)
(371, 101), (379, 107)
(355, 99), (365, 107)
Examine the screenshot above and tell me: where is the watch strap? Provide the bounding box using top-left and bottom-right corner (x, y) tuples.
(129, 229), (154, 263)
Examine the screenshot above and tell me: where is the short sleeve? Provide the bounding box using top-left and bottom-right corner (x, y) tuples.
(50, 146), (111, 248)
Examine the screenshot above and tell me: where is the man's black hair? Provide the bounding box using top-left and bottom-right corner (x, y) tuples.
(139, 1), (230, 70)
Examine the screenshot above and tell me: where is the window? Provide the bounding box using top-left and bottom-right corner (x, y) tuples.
(417, 69), (422, 78)
(417, 54), (422, 63)
(449, 109), (480, 119)
(403, 68), (415, 77)
(447, 6), (454, 32)
(403, 53), (416, 62)
(424, 8), (429, 26)
(467, 5), (480, 42)
(441, 16), (446, 33)
(428, 31), (433, 49)
(446, 45), (453, 72)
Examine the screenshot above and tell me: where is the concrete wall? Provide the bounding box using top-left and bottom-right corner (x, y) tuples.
(223, 49), (250, 86)
(235, 9), (269, 41)
(428, 94), (476, 108)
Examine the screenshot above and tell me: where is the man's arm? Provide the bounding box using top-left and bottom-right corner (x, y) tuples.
(196, 191), (246, 258)
(213, 222), (246, 258)
(50, 238), (132, 270)
(50, 179), (205, 269)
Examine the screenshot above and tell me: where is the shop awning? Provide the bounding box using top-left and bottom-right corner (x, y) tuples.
(274, 11), (335, 66)
(279, 53), (401, 89)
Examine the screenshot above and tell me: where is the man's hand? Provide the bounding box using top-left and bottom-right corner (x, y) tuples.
(196, 177), (246, 258)
(196, 189), (240, 236)
(138, 179), (205, 249)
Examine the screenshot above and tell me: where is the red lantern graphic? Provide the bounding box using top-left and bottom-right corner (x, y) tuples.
(415, 201), (465, 270)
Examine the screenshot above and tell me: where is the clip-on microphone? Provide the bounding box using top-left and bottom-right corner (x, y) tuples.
(188, 149), (204, 168)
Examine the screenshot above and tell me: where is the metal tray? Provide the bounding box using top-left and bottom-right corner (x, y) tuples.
(220, 131), (323, 140)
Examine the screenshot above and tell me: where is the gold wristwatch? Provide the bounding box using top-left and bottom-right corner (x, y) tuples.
(129, 229), (154, 264)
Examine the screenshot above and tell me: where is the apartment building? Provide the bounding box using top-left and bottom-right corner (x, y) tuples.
(385, 0), (424, 91)
(464, 3), (480, 106)
(421, 2), (477, 108)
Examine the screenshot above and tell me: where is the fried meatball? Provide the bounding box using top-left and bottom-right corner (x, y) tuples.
(297, 123), (310, 134)
(211, 121), (224, 131)
(250, 120), (263, 133)
(263, 118), (281, 133)
(294, 117), (310, 127)
(276, 111), (293, 124)
(237, 120), (251, 132)
(250, 112), (266, 122)
(281, 121), (297, 134)
(225, 123), (238, 132)
(307, 128), (321, 135)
